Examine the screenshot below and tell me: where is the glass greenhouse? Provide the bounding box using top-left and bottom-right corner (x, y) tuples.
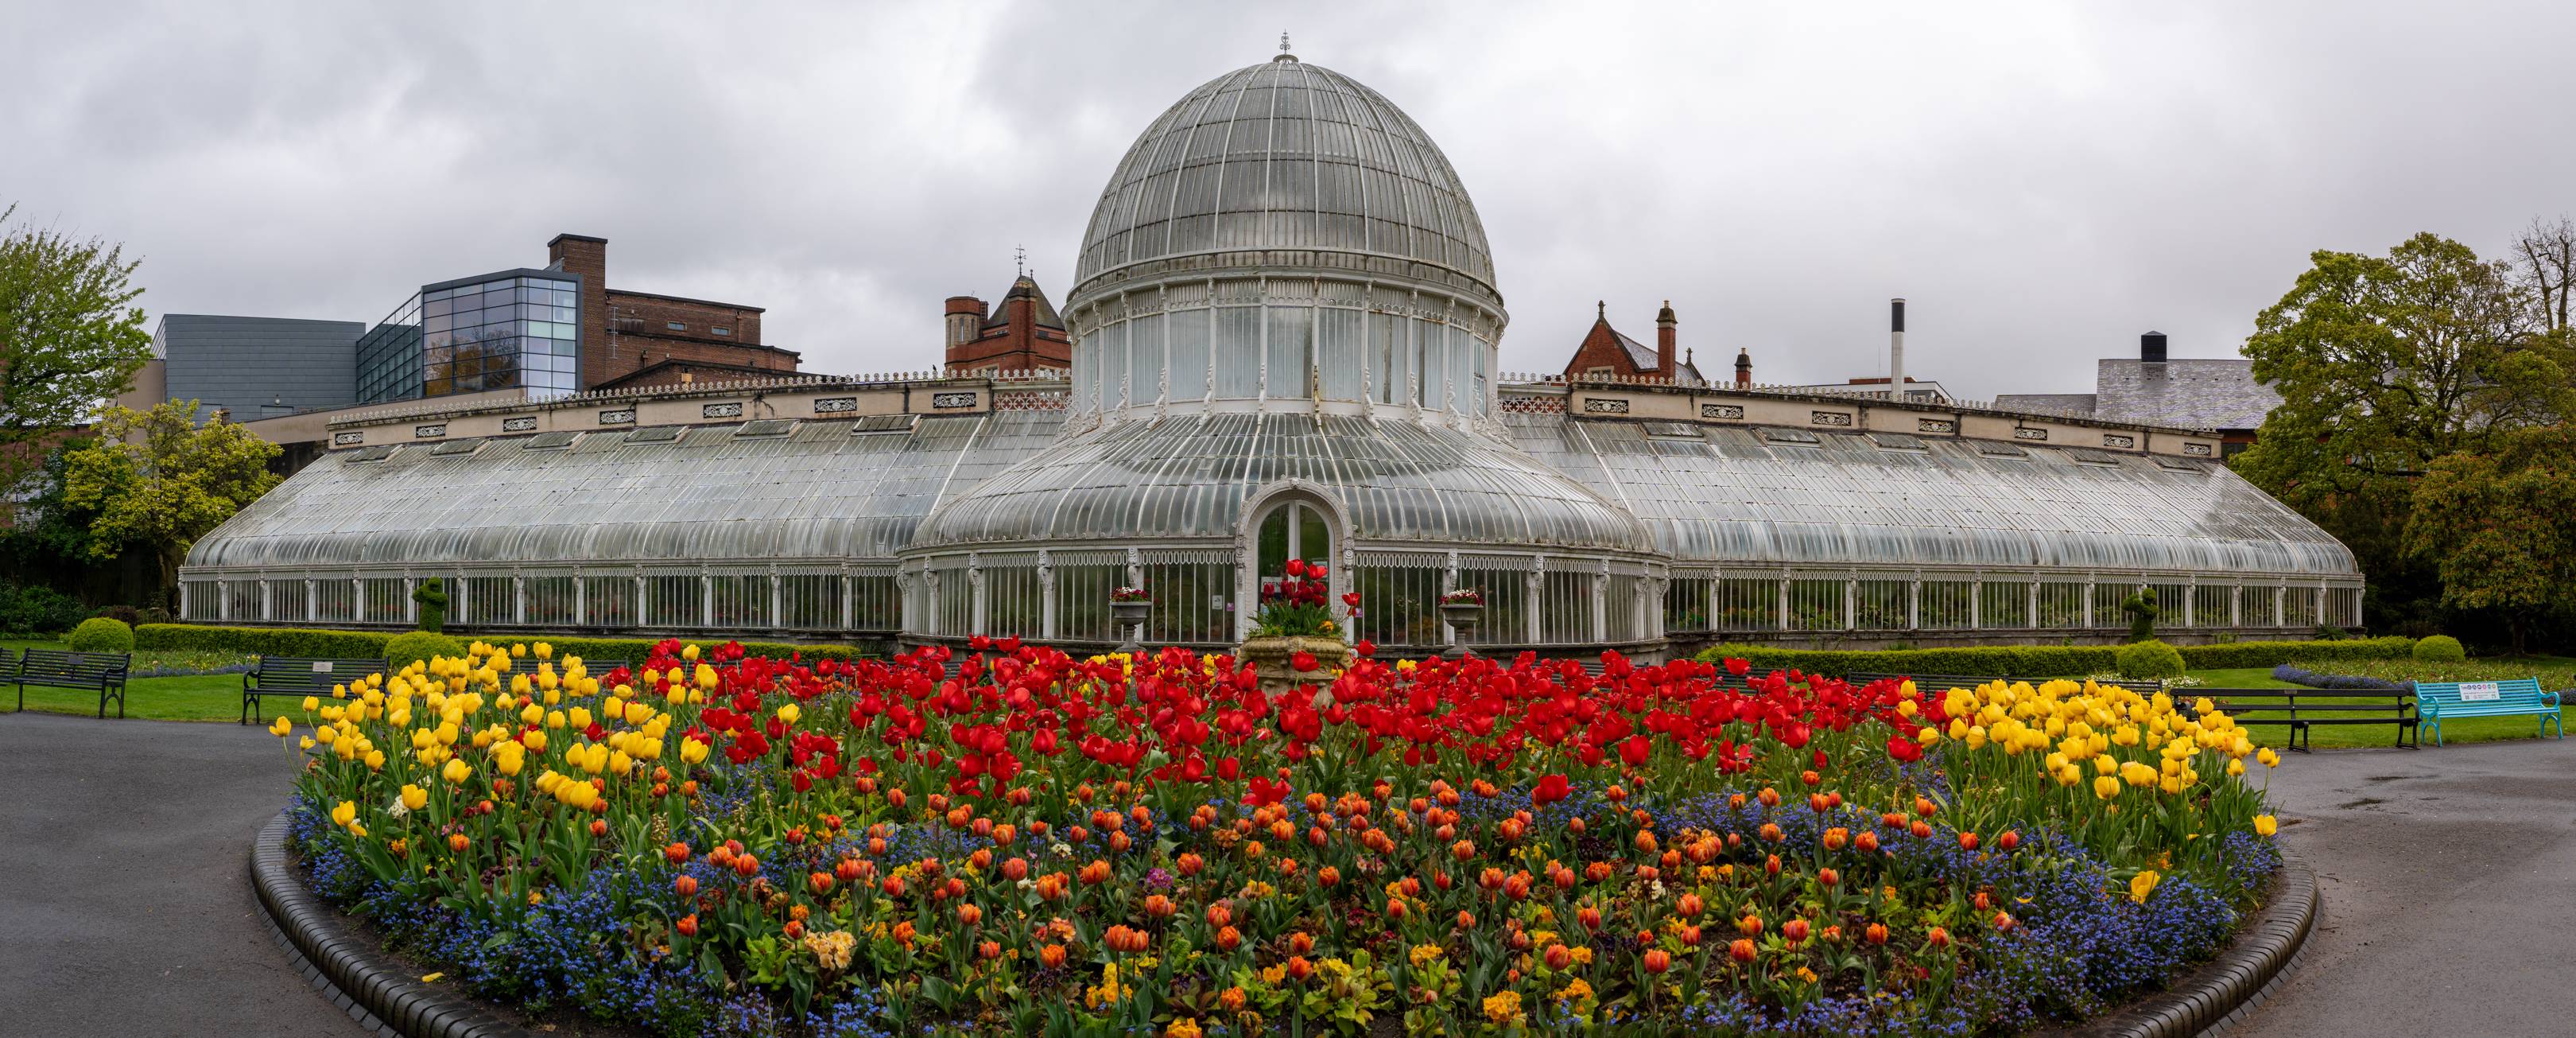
(178, 50), (2363, 654)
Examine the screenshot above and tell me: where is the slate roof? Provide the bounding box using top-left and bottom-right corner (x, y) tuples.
(2093, 359), (2277, 431)
(1610, 328), (1702, 381)
(1992, 393), (2101, 418)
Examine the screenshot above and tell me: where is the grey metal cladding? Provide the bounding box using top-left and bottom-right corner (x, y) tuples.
(157, 314), (365, 417)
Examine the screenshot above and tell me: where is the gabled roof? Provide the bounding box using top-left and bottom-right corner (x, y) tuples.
(983, 275), (1065, 332)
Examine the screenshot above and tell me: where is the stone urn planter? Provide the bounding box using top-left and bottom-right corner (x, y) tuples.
(1111, 598), (1152, 655)
(1236, 635), (1355, 697)
(1440, 601), (1484, 659)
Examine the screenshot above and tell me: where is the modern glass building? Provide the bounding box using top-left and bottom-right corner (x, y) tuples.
(355, 271), (584, 404)
(177, 50), (2364, 654)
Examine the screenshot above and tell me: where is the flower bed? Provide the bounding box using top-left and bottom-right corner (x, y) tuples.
(273, 640), (2283, 1036)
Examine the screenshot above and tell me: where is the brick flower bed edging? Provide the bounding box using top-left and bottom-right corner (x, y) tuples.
(250, 811), (536, 1038)
(2043, 851), (2320, 1038)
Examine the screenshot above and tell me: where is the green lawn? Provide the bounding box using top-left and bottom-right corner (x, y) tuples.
(1, 637), (265, 723)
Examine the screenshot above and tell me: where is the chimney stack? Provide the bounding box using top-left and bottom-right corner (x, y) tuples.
(2140, 330), (2168, 363)
(1655, 300), (1677, 375)
(1889, 297), (1907, 401)
(1734, 348), (1752, 387)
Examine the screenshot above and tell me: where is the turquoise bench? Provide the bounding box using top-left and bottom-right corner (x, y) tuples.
(2413, 678), (2563, 745)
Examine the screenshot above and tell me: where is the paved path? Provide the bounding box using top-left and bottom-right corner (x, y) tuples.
(0, 711), (356, 1037)
(2237, 735), (2576, 1037)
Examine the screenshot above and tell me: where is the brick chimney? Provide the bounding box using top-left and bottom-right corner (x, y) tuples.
(548, 233), (610, 387)
(945, 296), (985, 362)
(1734, 348), (1752, 387)
(1655, 300), (1677, 375)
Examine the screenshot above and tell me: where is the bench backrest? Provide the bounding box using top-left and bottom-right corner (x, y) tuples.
(254, 657), (391, 684)
(2412, 678), (2547, 706)
(19, 648), (130, 679)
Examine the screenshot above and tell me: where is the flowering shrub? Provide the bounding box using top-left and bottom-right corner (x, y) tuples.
(1111, 586), (1153, 604)
(1440, 589), (1484, 607)
(273, 639), (2281, 1036)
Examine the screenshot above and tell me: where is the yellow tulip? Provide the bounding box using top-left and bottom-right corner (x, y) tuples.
(2129, 870), (2159, 904)
(533, 642), (553, 660)
(2258, 748), (2281, 768)
(442, 759), (471, 785)
(399, 784), (429, 811)
(682, 643), (701, 663)
(269, 716), (294, 737)
(2253, 814), (2278, 838)
(332, 800), (358, 827)
(2093, 775), (2121, 800)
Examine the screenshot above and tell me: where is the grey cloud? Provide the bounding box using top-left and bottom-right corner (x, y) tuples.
(4, 0), (2567, 399)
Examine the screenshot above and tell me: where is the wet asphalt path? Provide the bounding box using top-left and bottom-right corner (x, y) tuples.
(0, 710), (356, 1037)
(2234, 735), (2576, 1037)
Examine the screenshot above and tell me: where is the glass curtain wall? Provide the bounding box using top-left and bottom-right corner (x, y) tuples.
(359, 274), (580, 403)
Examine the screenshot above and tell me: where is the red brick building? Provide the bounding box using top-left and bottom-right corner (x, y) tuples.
(547, 234), (801, 389)
(1560, 301), (1703, 382)
(944, 275), (1072, 372)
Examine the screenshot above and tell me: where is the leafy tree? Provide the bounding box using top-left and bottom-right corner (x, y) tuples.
(60, 400), (281, 608)
(2403, 426), (2576, 655)
(0, 204), (156, 488)
(2235, 232), (2572, 632)
(0, 436), (103, 568)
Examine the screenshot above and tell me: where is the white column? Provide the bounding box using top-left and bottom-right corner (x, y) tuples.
(1038, 550), (1057, 640)
(1907, 575), (1921, 630)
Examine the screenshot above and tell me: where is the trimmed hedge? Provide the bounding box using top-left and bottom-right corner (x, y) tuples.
(68, 617), (137, 654)
(1696, 636), (2417, 680)
(2411, 635), (2465, 663)
(138, 624), (392, 658)
(137, 624), (864, 667)
(2114, 640), (2186, 679)
(384, 632), (465, 668)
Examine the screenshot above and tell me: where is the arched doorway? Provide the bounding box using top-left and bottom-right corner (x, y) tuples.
(1237, 488), (1347, 642)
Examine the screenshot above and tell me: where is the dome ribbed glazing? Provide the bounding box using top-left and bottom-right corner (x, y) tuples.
(1071, 56), (1499, 305)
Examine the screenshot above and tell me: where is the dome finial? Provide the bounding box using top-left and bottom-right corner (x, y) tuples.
(1275, 32), (1296, 62)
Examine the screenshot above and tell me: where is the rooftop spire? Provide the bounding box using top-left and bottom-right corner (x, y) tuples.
(1596, 300), (1606, 319)
(1014, 244), (1026, 278)
(1274, 32), (1297, 62)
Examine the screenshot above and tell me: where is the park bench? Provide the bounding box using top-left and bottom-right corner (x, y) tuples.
(13, 648), (132, 719)
(239, 656), (389, 725)
(2194, 687), (2416, 752)
(2413, 678), (2563, 746)
(1846, 672), (2169, 698)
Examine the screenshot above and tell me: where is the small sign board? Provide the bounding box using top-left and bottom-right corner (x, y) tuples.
(2458, 681), (2500, 702)
(310, 661), (334, 674)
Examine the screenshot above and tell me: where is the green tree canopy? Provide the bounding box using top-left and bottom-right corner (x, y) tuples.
(2234, 232), (2573, 631)
(2404, 426), (2576, 655)
(0, 204), (155, 488)
(61, 400), (280, 608)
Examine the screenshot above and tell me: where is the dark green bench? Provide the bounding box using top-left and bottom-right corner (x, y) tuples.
(14, 648), (132, 719)
(2195, 687), (2416, 752)
(241, 656), (389, 725)
(2415, 678), (2562, 746)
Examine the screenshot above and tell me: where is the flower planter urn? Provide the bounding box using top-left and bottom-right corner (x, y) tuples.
(1237, 635), (1355, 697)
(1111, 599), (1152, 655)
(1441, 601), (1484, 659)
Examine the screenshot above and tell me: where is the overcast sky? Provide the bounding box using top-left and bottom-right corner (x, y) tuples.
(6, 1), (2570, 401)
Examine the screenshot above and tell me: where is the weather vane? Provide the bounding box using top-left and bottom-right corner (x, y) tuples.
(1280, 33), (1290, 54)
(1014, 245), (1026, 278)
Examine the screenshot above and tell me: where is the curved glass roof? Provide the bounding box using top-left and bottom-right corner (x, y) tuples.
(906, 414), (1651, 555)
(1072, 56), (1497, 303)
(183, 416), (1061, 570)
(1503, 414), (2360, 577)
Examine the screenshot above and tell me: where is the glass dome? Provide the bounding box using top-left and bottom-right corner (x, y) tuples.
(1062, 53), (1506, 421)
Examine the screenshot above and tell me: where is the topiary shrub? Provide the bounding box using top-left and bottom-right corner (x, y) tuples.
(412, 578), (449, 634)
(384, 631), (466, 667)
(2411, 635), (2466, 663)
(2114, 639), (2185, 680)
(2120, 586), (2160, 643)
(68, 616), (137, 654)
